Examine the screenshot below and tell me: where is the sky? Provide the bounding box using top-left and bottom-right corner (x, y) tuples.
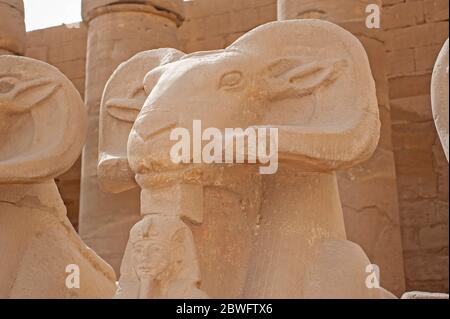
(24, 0), (82, 31)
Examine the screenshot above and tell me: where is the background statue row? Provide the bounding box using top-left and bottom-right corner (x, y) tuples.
(0, 20), (447, 299)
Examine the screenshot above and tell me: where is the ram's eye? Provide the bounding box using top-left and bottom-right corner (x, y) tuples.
(0, 77), (17, 94)
(219, 71), (243, 90)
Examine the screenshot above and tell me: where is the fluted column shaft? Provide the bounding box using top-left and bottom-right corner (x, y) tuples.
(80, 0), (183, 273)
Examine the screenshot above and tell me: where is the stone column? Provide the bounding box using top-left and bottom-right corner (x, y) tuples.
(80, 0), (184, 273)
(278, 0), (405, 296)
(0, 0), (25, 55)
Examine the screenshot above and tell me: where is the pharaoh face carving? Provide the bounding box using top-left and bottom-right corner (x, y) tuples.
(129, 217), (171, 279)
(107, 19), (382, 300)
(125, 215), (204, 299)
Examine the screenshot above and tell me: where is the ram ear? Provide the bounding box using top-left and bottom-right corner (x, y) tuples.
(265, 57), (347, 101)
(98, 48), (185, 193)
(228, 20), (380, 170)
(0, 56), (86, 183)
(0, 77), (60, 113)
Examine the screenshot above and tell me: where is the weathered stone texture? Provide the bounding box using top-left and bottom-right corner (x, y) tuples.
(25, 24), (87, 230)
(77, 0), (280, 275)
(113, 19), (395, 298)
(178, 0), (277, 52)
(79, 2), (183, 273)
(0, 0), (25, 55)
(22, 0), (279, 274)
(19, 0), (449, 294)
(384, 0), (449, 293)
(278, 0), (406, 297)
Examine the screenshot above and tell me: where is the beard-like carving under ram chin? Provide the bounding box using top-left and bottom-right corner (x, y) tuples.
(98, 19), (397, 299)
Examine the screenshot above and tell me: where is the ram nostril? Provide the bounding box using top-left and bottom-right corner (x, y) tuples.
(134, 110), (178, 141)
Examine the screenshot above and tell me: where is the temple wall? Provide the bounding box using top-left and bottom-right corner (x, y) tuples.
(178, 0), (277, 52)
(24, 0), (279, 268)
(25, 24), (87, 230)
(384, 0), (449, 292)
(23, 2), (278, 233)
(21, 0), (449, 293)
